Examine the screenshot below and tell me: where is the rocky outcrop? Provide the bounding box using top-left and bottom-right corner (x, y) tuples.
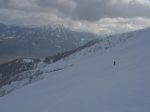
(0, 58), (40, 88)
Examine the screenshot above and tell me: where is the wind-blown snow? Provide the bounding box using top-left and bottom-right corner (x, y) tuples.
(0, 28), (150, 112)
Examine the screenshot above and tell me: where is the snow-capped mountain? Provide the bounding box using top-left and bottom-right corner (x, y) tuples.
(0, 23), (98, 63)
(0, 27), (150, 112)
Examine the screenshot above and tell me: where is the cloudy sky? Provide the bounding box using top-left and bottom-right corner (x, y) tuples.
(0, 0), (150, 34)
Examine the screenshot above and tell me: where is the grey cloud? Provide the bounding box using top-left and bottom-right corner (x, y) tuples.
(0, 0), (8, 7)
(0, 0), (150, 21)
(74, 0), (108, 21)
(72, 0), (150, 21)
(37, 0), (77, 15)
(35, 0), (150, 21)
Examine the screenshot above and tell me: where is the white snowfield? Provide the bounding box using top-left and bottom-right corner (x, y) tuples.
(0, 28), (150, 112)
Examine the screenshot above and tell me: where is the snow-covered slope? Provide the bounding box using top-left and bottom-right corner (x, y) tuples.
(0, 28), (150, 112)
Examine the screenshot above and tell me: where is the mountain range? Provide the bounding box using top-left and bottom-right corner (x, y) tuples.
(0, 23), (98, 63)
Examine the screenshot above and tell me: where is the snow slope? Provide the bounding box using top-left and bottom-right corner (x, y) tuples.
(0, 28), (150, 112)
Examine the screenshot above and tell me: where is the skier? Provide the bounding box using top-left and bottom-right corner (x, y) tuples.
(113, 61), (116, 66)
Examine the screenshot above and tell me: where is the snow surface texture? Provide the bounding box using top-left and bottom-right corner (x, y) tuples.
(0, 28), (150, 112)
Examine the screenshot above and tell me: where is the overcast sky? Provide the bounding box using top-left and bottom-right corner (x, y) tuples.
(0, 0), (150, 34)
